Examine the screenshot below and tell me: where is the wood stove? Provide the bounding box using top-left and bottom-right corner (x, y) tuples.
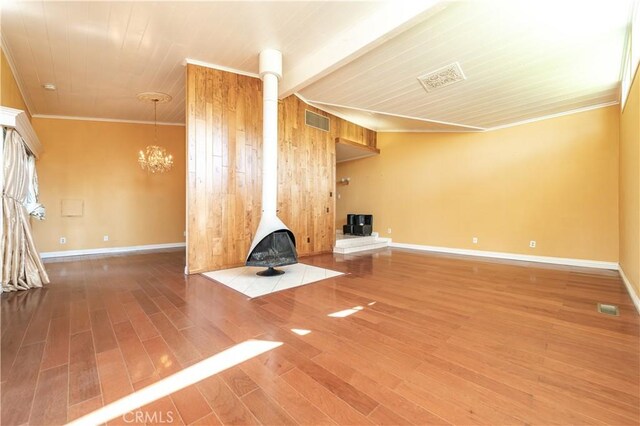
(245, 50), (298, 276)
(246, 230), (297, 276)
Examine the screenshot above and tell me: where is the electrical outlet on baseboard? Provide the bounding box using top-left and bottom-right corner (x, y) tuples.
(103, 235), (109, 242)
(59, 237), (66, 245)
(472, 237), (478, 244)
(529, 240), (536, 248)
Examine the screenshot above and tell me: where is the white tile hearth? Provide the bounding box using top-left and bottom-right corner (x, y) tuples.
(201, 263), (344, 298)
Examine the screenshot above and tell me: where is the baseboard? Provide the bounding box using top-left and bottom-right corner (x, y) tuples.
(40, 242), (186, 259)
(618, 266), (640, 314)
(389, 242), (618, 270)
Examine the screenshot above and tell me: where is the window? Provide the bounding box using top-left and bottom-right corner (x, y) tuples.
(622, 3), (640, 109)
(632, 4), (640, 80)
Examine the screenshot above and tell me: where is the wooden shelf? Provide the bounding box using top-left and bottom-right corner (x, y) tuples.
(335, 137), (380, 163)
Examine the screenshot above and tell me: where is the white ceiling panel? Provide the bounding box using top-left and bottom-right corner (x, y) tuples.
(1, 1), (390, 123)
(1, 0), (634, 130)
(299, 0), (633, 130)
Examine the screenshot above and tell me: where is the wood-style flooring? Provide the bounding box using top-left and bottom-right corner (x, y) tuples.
(1, 248), (639, 425)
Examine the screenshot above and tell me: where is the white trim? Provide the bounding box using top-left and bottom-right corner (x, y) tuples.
(300, 99), (619, 134)
(618, 266), (640, 314)
(620, 24), (632, 109)
(381, 128), (485, 133)
(31, 114), (184, 127)
(309, 99), (486, 131)
(620, 1), (638, 110)
(41, 242), (185, 259)
(294, 93), (378, 131)
(622, 62), (639, 114)
(184, 58), (260, 79)
(334, 243), (390, 254)
(389, 242), (618, 270)
(484, 101), (620, 131)
(0, 37), (35, 116)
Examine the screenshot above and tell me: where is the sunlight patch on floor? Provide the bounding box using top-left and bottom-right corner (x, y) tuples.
(66, 339), (282, 426)
(328, 305), (364, 318)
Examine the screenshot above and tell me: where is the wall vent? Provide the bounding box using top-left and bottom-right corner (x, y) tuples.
(305, 110), (330, 132)
(418, 62), (466, 93)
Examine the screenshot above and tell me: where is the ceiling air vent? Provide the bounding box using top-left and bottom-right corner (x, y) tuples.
(305, 110), (330, 132)
(418, 62), (466, 93)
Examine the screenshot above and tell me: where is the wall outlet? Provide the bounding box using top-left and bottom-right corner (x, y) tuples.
(387, 228), (392, 234)
(529, 240), (536, 248)
(103, 235), (109, 242)
(59, 237), (66, 245)
(472, 237), (478, 244)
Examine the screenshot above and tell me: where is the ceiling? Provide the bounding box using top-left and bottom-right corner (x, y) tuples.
(1, 0), (634, 130)
(302, 0), (633, 130)
(1, 1), (397, 124)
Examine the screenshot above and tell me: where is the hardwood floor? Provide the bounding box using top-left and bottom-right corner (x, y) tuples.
(1, 248), (638, 425)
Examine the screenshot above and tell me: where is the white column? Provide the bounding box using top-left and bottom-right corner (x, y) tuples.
(259, 49), (283, 217)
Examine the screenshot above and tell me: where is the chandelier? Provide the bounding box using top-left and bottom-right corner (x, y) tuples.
(137, 92), (173, 174)
(138, 145), (173, 174)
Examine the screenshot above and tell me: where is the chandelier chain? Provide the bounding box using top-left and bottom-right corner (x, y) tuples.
(154, 99), (158, 143)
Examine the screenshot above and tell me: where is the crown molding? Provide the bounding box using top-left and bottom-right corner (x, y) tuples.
(484, 101), (620, 131)
(381, 128), (483, 133)
(31, 114), (185, 127)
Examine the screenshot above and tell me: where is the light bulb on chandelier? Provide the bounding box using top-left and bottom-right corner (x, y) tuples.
(137, 92), (173, 174)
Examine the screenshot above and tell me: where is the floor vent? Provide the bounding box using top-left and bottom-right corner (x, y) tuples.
(597, 303), (619, 316)
(305, 110), (330, 132)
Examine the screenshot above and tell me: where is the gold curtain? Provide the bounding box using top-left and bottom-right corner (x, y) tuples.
(1, 129), (49, 292)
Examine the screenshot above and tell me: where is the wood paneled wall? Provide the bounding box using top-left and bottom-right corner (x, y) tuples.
(186, 63), (376, 273)
(277, 96), (335, 257)
(333, 117), (377, 148)
(186, 64), (263, 273)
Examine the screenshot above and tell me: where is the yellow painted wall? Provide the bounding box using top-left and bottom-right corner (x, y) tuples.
(31, 118), (186, 252)
(337, 106), (619, 262)
(1, 49), (31, 119)
(620, 68), (640, 296)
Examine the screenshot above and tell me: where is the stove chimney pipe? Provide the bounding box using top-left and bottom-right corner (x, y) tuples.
(259, 49), (282, 217)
